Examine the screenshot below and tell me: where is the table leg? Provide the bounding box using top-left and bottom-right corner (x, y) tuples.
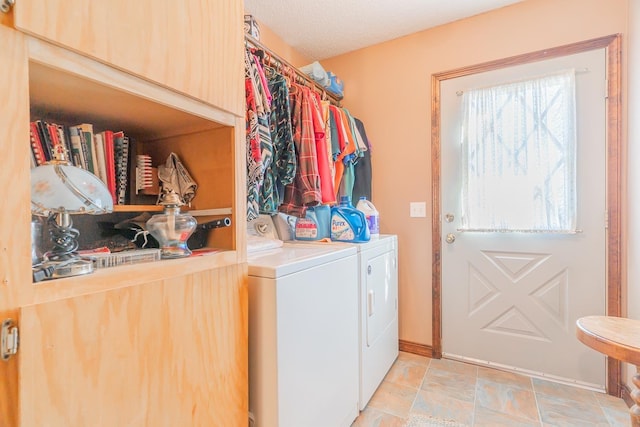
(631, 367), (640, 426)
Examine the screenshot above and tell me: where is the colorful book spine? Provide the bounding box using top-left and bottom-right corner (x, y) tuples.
(79, 133), (91, 171)
(73, 123), (95, 173)
(93, 132), (108, 187)
(56, 124), (74, 165)
(46, 123), (66, 161)
(29, 121), (47, 166)
(101, 130), (117, 204)
(80, 129), (94, 174)
(35, 120), (53, 161)
(113, 131), (130, 205)
(68, 127), (86, 169)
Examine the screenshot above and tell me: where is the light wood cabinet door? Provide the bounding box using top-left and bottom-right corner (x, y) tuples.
(13, 0), (244, 116)
(0, 24), (32, 312)
(18, 265), (248, 427)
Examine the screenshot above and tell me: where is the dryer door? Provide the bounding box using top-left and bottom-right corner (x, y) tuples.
(365, 249), (397, 346)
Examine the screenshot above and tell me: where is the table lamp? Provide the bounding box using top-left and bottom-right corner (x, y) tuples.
(31, 155), (113, 279)
(146, 190), (197, 259)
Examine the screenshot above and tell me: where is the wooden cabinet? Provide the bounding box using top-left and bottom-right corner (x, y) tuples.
(13, 0), (244, 116)
(0, 2), (247, 425)
(19, 263), (248, 427)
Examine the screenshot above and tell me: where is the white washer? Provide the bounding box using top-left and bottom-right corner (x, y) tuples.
(247, 244), (359, 427)
(284, 235), (399, 410)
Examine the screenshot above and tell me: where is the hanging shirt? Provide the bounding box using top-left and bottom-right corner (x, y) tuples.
(350, 115), (368, 154)
(335, 108), (358, 200)
(253, 54), (272, 107)
(352, 118), (372, 201)
(343, 108), (365, 158)
(248, 54), (274, 217)
(328, 107), (341, 162)
(309, 90), (335, 204)
(321, 100), (336, 185)
(279, 84), (322, 217)
(263, 67), (296, 211)
(244, 48), (263, 221)
(339, 109), (370, 201)
(251, 55), (271, 113)
(329, 105), (349, 199)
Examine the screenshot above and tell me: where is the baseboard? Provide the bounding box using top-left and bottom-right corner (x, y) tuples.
(621, 383), (633, 408)
(399, 339), (433, 358)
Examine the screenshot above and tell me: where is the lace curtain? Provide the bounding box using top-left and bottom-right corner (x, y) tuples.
(460, 70), (577, 232)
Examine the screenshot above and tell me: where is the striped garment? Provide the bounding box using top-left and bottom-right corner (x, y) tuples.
(245, 49), (262, 221)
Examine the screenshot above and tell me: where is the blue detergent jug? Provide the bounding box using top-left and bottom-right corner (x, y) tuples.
(295, 205), (331, 240)
(330, 196), (370, 243)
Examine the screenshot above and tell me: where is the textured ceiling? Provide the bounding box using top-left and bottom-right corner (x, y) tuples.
(244, 0), (525, 60)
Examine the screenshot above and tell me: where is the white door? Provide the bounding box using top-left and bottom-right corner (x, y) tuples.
(441, 49), (606, 389)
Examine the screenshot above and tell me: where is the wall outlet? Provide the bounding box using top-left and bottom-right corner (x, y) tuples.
(410, 202), (427, 218)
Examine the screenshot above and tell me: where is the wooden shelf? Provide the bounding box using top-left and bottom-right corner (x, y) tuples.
(188, 208), (234, 216)
(32, 249), (241, 305)
(113, 205), (163, 213)
(112, 206), (234, 216)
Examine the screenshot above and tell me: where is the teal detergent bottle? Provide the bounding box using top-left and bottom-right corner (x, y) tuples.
(295, 205), (331, 240)
(330, 196), (371, 243)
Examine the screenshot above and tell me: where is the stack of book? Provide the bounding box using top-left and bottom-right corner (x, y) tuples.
(29, 120), (131, 205)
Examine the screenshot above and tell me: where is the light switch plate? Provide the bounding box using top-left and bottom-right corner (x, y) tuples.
(410, 202), (427, 218)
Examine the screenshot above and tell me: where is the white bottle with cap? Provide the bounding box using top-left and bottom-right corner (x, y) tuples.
(356, 196), (379, 238)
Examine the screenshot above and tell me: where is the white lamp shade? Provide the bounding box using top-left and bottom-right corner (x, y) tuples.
(31, 162), (114, 215)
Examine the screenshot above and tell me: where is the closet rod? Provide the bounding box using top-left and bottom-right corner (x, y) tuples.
(245, 34), (342, 105)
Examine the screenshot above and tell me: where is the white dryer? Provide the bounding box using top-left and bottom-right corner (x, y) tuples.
(356, 235), (399, 409)
(284, 235), (399, 410)
(247, 244), (359, 427)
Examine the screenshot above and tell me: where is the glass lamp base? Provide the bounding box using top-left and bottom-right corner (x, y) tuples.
(51, 258), (94, 278)
(160, 246), (192, 259)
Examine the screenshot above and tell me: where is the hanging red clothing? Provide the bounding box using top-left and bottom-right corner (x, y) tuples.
(279, 84), (322, 217)
(309, 90), (335, 204)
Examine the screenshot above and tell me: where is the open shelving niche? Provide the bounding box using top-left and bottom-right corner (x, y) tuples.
(27, 36), (241, 289)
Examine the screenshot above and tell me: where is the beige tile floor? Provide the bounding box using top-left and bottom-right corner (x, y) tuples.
(352, 352), (631, 427)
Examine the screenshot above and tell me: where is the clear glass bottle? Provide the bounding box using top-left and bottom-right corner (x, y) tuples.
(146, 191), (197, 258)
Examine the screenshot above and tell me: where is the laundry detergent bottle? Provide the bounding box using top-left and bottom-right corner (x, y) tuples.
(295, 209), (320, 241)
(356, 197), (380, 238)
(330, 196), (370, 242)
(295, 205), (331, 241)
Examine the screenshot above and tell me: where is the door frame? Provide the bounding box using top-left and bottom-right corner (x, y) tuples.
(431, 35), (623, 395)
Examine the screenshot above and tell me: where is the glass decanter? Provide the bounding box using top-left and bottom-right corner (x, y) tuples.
(146, 191), (197, 258)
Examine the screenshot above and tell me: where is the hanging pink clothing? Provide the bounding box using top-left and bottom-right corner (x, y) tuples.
(252, 54), (272, 108)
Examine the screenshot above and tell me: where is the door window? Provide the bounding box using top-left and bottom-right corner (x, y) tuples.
(460, 70), (577, 232)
